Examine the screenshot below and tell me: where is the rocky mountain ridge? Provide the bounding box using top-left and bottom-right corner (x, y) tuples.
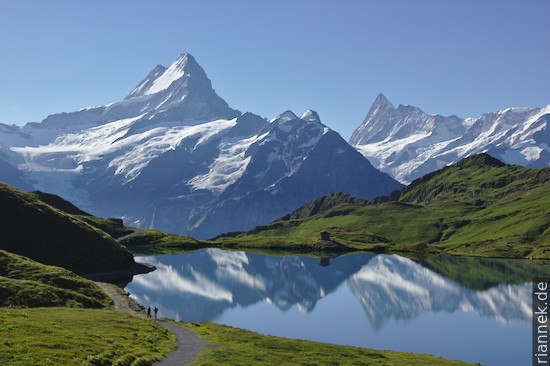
(0, 54), (401, 238)
(350, 93), (550, 183)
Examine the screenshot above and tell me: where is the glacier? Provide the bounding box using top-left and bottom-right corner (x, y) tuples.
(350, 93), (550, 184)
(0, 54), (401, 238)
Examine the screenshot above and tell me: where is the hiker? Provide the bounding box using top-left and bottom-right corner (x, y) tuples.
(154, 306), (158, 320)
(147, 306), (151, 319)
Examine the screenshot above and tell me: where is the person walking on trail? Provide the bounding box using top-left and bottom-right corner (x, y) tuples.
(147, 306), (151, 319)
(153, 306), (158, 320)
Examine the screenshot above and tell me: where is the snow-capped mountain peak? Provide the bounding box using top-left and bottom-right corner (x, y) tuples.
(271, 109), (321, 124)
(300, 109), (320, 123)
(350, 94), (550, 183)
(23, 53), (239, 132)
(373, 93), (394, 109)
(1, 56), (401, 239)
(107, 53), (240, 124)
(271, 110), (299, 123)
(126, 53), (202, 99)
(125, 65), (167, 100)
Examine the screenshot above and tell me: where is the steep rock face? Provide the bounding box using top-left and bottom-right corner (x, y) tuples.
(350, 94), (550, 183)
(1, 55), (401, 239)
(42, 53), (240, 130)
(185, 111), (402, 237)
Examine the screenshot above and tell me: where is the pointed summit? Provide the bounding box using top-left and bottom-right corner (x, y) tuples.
(272, 110), (298, 123)
(126, 53), (206, 99)
(116, 53), (239, 122)
(300, 110), (320, 123)
(166, 53), (205, 78)
(349, 93), (397, 146)
(373, 93), (394, 109)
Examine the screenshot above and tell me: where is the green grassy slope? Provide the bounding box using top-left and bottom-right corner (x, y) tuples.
(0, 182), (136, 274)
(30, 190), (91, 216)
(75, 216), (134, 239)
(213, 154), (550, 258)
(0, 308), (176, 366)
(0, 250), (110, 308)
(0, 307), (469, 366)
(120, 229), (202, 249)
(30, 190), (134, 239)
(184, 322), (472, 365)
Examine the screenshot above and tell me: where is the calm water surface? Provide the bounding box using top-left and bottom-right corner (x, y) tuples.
(125, 249), (548, 366)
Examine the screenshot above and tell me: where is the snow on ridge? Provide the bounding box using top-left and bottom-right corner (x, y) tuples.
(143, 55), (188, 96)
(352, 98), (550, 183)
(76, 104), (107, 112)
(188, 131), (269, 194)
(512, 104), (550, 140)
(12, 114), (146, 162)
(354, 132), (462, 183)
(12, 115), (238, 184)
(270, 110), (298, 123)
(110, 118), (238, 182)
(300, 110), (319, 122)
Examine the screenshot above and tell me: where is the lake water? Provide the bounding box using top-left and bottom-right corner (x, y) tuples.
(125, 249), (548, 366)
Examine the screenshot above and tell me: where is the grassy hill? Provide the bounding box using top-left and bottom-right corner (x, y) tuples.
(186, 322), (471, 366)
(0, 308), (176, 366)
(213, 154), (550, 258)
(119, 229), (202, 250)
(0, 250), (110, 308)
(0, 182), (137, 274)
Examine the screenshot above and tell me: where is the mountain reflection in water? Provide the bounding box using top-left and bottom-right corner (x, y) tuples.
(125, 249), (548, 366)
(347, 255), (530, 328)
(126, 249), (539, 325)
(128, 249), (371, 322)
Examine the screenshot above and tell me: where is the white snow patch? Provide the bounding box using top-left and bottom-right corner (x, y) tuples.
(12, 114), (146, 162)
(110, 118), (237, 182)
(355, 133), (430, 160)
(274, 111), (297, 123)
(521, 146), (543, 161)
(188, 131), (269, 194)
(300, 110), (318, 122)
(12, 116), (239, 184)
(143, 57), (187, 95)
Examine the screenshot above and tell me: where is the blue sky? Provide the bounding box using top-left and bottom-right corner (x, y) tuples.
(1, 0), (549, 139)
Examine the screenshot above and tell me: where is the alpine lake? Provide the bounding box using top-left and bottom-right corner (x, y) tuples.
(124, 248), (549, 366)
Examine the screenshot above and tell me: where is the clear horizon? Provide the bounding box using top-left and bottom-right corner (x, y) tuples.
(1, 0), (549, 139)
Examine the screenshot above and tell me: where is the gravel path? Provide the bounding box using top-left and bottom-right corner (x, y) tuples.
(95, 282), (145, 319)
(95, 282), (205, 365)
(154, 321), (205, 366)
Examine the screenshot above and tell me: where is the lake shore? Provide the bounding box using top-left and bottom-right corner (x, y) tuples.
(121, 228), (549, 260)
